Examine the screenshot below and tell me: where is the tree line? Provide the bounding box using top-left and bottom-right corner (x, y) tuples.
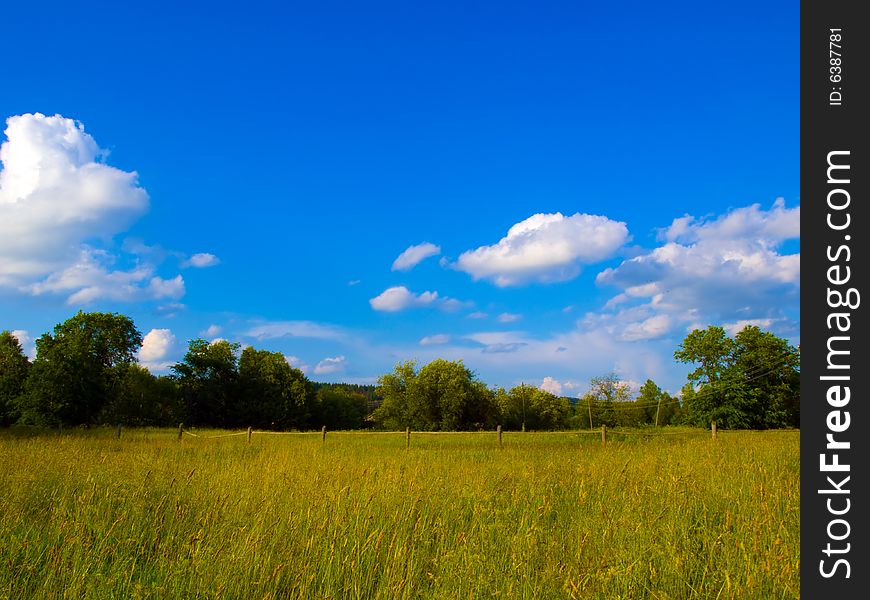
(0, 311), (799, 431)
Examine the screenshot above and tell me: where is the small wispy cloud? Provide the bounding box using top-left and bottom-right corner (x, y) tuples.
(369, 286), (471, 313)
(314, 355), (346, 375)
(420, 334), (451, 346)
(201, 324), (222, 338)
(182, 253), (220, 268)
(245, 320), (346, 341)
(391, 242), (441, 271)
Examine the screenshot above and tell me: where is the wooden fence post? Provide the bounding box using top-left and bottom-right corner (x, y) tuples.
(178, 423), (184, 440)
(601, 424), (606, 447)
(247, 426), (252, 444)
(406, 427), (411, 449)
(116, 423), (122, 439)
(497, 425), (503, 448)
(711, 420), (717, 439)
(322, 425), (327, 443)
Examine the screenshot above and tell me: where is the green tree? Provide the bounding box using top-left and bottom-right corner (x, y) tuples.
(496, 384), (570, 430)
(635, 379), (680, 426)
(172, 339), (240, 427)
(20, 312), (142, 426)
(416, 359), (494, 430)
(371, 360), (418, 430)
(583, 373), (632, 428)
(732, 326), (800, 428)
(0, 331), (31, 425)
(636, 379), (662, 424)
(315, 387), (369, 430)
(238, 347), (313, 429)
(99, 364), (181, 426)
(372, 359), (495, 430)
(675, 325), (800, 428)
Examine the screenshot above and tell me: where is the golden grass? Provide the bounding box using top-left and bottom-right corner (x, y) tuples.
(0, 428), (799, 599)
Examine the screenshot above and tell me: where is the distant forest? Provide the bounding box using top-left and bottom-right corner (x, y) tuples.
(1, 311), (800, 431)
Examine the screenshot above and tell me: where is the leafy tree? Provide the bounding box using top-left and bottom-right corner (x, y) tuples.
(732, 326), (800, 428)
(675, 325), (800, 428)
(635, 379), (680, 426)
(0, 331), (30, 425)
(636, 380), (662, 424)
(371, 360), (418, 430)
(99, 364), (181, 426)
(372, 359), (495, 430)
(526, 388), (571, 430)
(172, 339), (240, 427)
(20, 312), (142, 426)
(583, 373), (632, 427)
(238, 347), (313, 429)
(496, 384), (570, 430)
(315, 387), (369, 430)
(416, 359), (494, 430)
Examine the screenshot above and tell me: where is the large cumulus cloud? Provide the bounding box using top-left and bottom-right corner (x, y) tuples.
(454, 212), (629, 286)
(0, 113), (188, 304)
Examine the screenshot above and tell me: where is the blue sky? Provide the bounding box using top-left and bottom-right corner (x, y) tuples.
(0, 0), (799, 395)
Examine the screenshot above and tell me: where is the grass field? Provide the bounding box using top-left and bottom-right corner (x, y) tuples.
(0, 427), (799, 599)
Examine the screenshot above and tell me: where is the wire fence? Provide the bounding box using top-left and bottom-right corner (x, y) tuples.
(165, 421), (797, 449)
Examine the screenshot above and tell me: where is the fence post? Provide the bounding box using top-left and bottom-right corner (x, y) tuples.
(497, 425), (503, 448)
(601, 424), (606, 447)
(116, 422), (122, 439)
(322, 425), (327, 443)
(178, 423), (184, 440)
(247, 426), (252, 444)
(406, 427), (411, 449)
(711, 419), (717, 439)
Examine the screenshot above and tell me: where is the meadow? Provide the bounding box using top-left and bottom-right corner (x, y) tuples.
(0, 428), (799, 599)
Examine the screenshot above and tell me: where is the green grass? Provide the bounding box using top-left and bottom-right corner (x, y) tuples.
(0, 428), (799, 599)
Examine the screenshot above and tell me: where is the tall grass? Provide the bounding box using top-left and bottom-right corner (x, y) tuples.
(0, 428), (799, 599)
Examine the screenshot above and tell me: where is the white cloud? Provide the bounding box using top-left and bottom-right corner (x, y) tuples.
(596, 199), (800, 341)
(0, 113), (146, 279)
(391, 242), (441, 271)
(420, 334), (451, 346)
(722, 318), (777, 337)
(454, 212), (629, 286)
(314, 355), (346, 375)
(369, 286), (470, 313)
(138, 328), (176, 371)
(25, 249), (185, 306)
(201, 324), (222, 338)
(182, 253), (220, 268)
(0, 113), (191, 304)
(370, 286), (437, 311)
(284, 355), (309, 373)
(540, 376), (563, 395)
(10, 329), (35, 358)
(482, 342), (528, 354)
(620, 314), (672, 342)
(467, 311), (488, 319)
(497, 312), (522, 323)
(245, 320), (346, 341)
(155, 303), (186, 317)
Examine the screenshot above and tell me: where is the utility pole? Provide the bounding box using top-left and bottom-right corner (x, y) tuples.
(588, 396), (593, 431)
(655, 394), (662, 427)
(521, 382), (526, 432)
